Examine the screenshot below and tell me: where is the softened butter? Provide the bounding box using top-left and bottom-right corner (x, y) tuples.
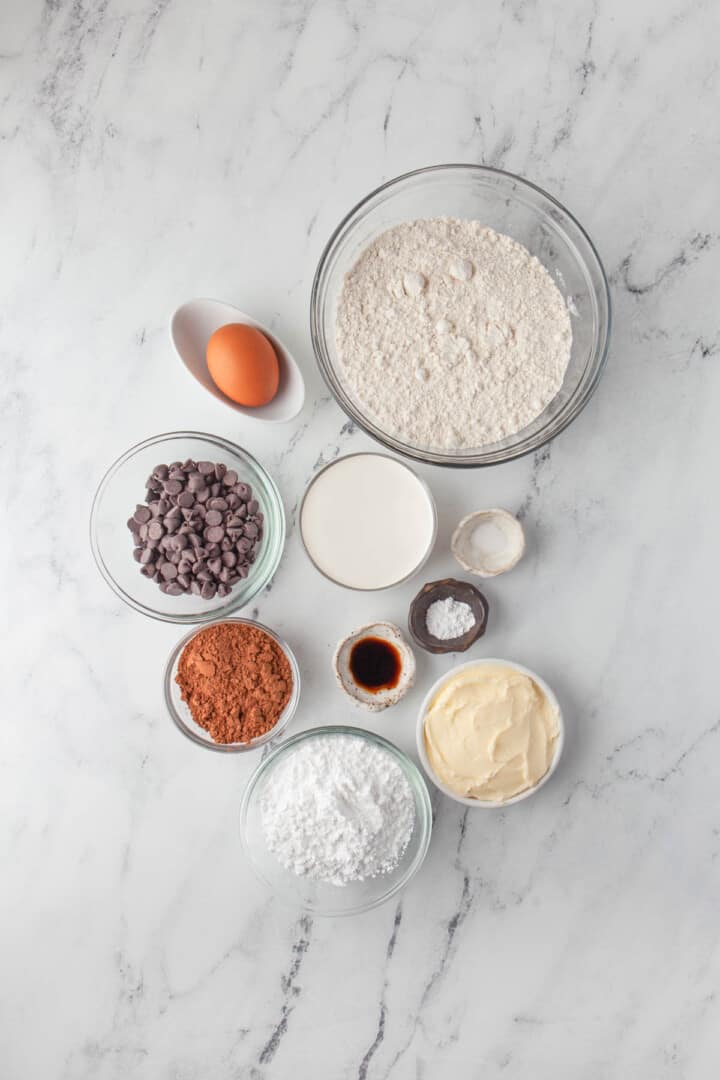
(423, 663), (559, 801)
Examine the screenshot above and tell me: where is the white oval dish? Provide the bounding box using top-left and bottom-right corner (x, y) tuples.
(170, 297), (305, 423)
(451, 508), (525, 577)
(334, 622), (416, 711)
(416, 658), (564, 807)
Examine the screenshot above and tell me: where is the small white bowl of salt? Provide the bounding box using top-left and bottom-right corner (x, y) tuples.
(451, 508), (525, 578)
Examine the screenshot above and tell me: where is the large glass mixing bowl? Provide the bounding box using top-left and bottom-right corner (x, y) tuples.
(310, 164), (611, 467)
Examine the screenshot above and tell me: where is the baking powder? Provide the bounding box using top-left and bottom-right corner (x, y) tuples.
(425, 597), (476, 641)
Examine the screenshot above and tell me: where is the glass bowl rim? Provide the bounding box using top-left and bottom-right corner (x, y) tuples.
(163, 616), (301, 753)
(310, 162), (612, 468)
(239, 723), (433, 916)
(416, 657), (566, 807)
(89, 429), (286, 624)
(298, 451), (438, 591)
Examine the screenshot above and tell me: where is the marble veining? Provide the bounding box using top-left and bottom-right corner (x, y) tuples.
(2, 0), (719, 1076)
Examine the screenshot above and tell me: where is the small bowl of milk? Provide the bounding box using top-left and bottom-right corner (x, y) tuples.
(299, 453), (437, 590)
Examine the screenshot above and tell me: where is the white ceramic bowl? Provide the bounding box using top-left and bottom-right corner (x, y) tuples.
(416, 658), (565, 807)
(451, 508), (525, 577)
(170, 297), (305, 422)
(333, 621), (416, 710)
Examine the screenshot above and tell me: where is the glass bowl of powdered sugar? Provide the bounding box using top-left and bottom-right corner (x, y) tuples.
(239, 726), (432, 916)
(311, 164), (611, 467)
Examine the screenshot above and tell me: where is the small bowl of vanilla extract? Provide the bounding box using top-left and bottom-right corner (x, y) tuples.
(333, 622), (416, 711)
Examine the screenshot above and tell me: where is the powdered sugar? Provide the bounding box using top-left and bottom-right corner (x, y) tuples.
(260, 735), (415, 886)
(336, 218), (573, 450)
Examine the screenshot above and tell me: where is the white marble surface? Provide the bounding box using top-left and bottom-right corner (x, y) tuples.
(2, 1), (719, 1076)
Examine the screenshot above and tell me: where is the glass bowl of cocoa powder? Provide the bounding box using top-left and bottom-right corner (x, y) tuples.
(164, 618), (300, 752)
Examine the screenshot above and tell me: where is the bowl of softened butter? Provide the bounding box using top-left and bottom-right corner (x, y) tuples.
(417, 658), (564, 807)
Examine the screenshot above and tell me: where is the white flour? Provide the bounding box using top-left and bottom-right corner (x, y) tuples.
(260, 736), (415, 886)
(336, 218), (573, 450)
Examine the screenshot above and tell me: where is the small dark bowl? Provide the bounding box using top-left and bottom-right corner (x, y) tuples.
(408, 578), (488, 654)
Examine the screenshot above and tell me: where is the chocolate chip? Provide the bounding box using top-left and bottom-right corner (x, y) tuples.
(128, 460), (262, 602)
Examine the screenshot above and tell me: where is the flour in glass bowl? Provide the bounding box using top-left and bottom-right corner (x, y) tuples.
(335, 218), (573, 450)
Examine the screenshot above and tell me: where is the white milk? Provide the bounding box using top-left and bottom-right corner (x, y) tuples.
(300, 454), (436, 589)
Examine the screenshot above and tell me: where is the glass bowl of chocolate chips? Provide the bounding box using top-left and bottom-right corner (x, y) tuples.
(90, 431), (285, 623)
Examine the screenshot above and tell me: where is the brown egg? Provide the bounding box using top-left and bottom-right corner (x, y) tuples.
(206, 323), (280, 407)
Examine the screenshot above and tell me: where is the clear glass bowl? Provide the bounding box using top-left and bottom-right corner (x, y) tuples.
(90, 431), (285, 623)
(298, 452), (438, 591)
(164, 618), (300, 753)
(239, 726), (433, 916)
(310, 164), (611, 467)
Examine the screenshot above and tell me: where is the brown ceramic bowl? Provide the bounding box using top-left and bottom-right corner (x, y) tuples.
(408, 578), (488, 654)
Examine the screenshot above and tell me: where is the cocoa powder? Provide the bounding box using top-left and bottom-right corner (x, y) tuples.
(176, 622), (293, 743)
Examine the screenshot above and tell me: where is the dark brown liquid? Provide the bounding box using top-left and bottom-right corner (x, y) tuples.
(349, 637), (402, 693)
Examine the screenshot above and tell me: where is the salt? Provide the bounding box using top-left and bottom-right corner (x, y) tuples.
(425, 597), (476, 641)
(469, 520), (510, 570)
